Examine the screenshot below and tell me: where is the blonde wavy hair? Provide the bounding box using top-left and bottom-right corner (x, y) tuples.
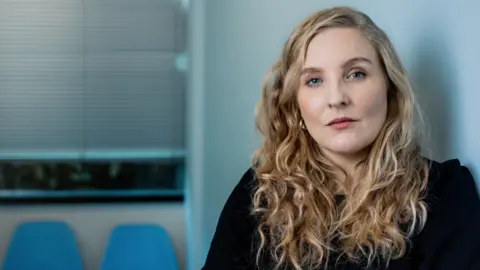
(252, 6), (429, 269)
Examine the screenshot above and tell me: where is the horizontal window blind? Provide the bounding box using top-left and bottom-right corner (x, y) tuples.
(0, 0), (185, 160)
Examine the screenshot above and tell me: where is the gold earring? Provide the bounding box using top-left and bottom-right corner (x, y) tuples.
(300, 119), (306, 129)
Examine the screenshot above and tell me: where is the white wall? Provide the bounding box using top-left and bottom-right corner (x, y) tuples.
(185, 0), (205, 269)
(192, 0), (480, 267)
(0, 203), (186, 270)
(446, 1), (480, 177)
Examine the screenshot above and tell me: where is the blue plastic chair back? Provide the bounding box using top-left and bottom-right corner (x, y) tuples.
(100, 223), (178, 270)
(3, 221), (83, 270)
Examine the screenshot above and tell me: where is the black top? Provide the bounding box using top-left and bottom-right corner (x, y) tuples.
(202, 159), (480, 270)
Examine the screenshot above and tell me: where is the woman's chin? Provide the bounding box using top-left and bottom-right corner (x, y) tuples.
(322, 143), (370, 158)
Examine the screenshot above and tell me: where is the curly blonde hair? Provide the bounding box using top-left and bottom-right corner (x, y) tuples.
(252, 6), (429, 269)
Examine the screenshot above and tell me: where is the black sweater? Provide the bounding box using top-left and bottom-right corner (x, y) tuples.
(202, 159), (480, 269)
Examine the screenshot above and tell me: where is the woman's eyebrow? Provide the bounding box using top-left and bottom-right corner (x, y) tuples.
(341, 56), (373, 68)
(300, 56), (373, 76)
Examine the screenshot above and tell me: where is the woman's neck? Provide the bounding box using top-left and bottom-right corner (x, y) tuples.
(322, 149), (368, 193)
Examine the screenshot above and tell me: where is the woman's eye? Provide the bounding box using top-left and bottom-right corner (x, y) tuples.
(347, 71), (366, 80)
(306, 77), (322, 87)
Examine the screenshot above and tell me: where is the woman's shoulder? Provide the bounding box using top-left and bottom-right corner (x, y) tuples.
(424, 158), (479, 201)
(231, 167), (257, 202)
(202, 168), (259, 269)
(218, 167), (257, 220)
(416, 158), (480, 241)
(409, 160), (480, 268)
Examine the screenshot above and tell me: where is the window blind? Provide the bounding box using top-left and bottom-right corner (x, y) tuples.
(0, 0), (185, 160)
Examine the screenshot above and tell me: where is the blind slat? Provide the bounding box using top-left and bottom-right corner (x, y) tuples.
(84, 0), (177, 51)
(0, 1), (83, 152)
(0, 0), (185, 158)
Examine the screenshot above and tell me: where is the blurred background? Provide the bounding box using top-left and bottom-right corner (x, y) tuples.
(0, 0), (479, 269)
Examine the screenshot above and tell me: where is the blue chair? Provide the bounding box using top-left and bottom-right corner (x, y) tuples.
(3, 220), (84, 270)
(100, 223), (178, 270)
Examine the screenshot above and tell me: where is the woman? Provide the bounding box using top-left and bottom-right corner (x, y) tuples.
(202, 6), (480, 270)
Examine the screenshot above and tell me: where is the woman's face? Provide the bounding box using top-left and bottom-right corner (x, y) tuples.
(297, 27), (388, 162)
